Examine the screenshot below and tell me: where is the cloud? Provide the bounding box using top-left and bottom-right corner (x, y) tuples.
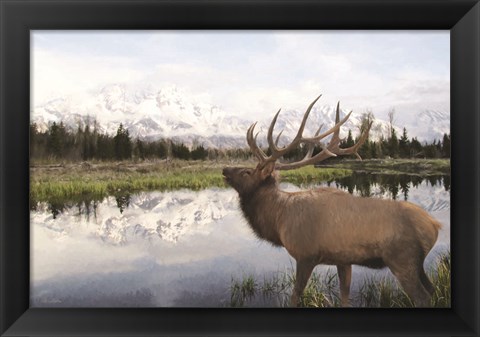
(31, 49), (143, 105)
(32, 31), (450, 123)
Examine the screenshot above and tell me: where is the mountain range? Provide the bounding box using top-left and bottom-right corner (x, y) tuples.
(32, 84), (450, 149)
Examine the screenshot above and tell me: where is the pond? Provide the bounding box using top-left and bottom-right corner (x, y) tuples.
(30, 173), (450, 307)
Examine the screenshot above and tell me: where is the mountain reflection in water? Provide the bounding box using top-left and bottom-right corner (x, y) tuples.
(30, 174), (450, 307)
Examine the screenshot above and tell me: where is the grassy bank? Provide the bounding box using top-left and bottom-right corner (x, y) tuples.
(317, 158), (450, 176)
(230, 251), (451, 308)
(30, 159), (353, 203)
(30, 158), (450, 203)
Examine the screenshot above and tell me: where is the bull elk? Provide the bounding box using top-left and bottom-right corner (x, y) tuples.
(222, 95), (441, 307)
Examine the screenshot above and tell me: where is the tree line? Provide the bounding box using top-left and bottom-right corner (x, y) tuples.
(342, 126), (451, 160)
(294, 111), (451, 161)
(30, 116), (450, 163)
(30, 121), (231, 162)
(354, 110), (450, 159)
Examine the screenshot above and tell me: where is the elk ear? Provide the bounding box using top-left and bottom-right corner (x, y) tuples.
(259, 162), (275, 180)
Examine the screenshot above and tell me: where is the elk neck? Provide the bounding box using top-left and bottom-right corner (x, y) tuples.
(237, 176), (285, 247)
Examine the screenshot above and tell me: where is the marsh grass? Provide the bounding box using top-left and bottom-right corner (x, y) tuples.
(31, 160), (227, 203)
(30, 160), (352, 204)
(280, 166), (352, 186)
(31, 158), (450, 205)
(230, 268), (340, 308)
(356, 276), (414, 308)
(430, 251), (451, 307)
(229, 251), (451, 308)
(30, 158), (449, 204)
(230, 275), (257, 307)
(318, 158), (450, 176)
(300, 271), (340, 307)
(358, 252), (451, 308)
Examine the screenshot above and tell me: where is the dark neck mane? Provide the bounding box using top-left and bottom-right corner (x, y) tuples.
(238, 177), (284, 246)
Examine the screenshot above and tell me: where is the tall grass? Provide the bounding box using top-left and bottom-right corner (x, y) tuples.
(356, 275), (413, 308)
(230, 268), (340, 308)
(31, 158), (450, 203)
(318, 158), (450, 176)
(229, 251), (451, 308)
(280, 166), (352, 186)
(357, 251), (451, 308)
(430, 251), (451, 307)
(31, 162), (225, 203)
(30, 160), (353, 204)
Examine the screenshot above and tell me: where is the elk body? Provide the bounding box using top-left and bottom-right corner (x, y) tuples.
(223, 96), (441, 307)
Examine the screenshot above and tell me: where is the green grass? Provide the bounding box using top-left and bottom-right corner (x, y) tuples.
(229, 251), (451, 308)
(30, 158), (450, 204)
(431, 251), (451, 307)
(31, 160), (227, 203)
(230, 268), (341, 308)
(230, 275), (258, 307)
(318, 158), (450, 176)
(358, 251), (451, 308)
(299, 271), (340, 307)
(30, 160), (353, 204)
(357, 276), (414, 308)
(280, 166), (352, 186)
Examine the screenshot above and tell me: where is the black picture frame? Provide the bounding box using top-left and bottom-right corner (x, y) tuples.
(1, 0), (479, 336)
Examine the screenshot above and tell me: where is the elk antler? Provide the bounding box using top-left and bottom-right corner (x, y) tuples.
(247, 95), (373, 170)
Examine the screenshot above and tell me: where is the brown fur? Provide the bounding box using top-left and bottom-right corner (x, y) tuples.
(223, 165), (441, 307)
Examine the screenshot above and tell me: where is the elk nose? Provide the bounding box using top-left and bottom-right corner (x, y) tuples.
(222, 168), (230, 176)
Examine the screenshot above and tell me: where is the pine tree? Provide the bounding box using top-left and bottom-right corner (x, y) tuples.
(191, 144), (208, 160)
(424, 140), (439, 158)
(30, 122), (38, 158)
(369, 140), (377, 158)
(114, 124), (132, 160)
(399, 127), (410, 158)
(47, 122), (67, 158)
(82, 124), (92, 160)
(379, 136), (388, 158)
(357, 139), (371, 159)
(97, 134), (115, 160)
(134, 139), (145, 160)
(442, 133), (451, 158)
(345, 130), (354, 148)
(388, 128), (399, 158)
(171, 142), (190, 160)
(410, 137), (423, 158)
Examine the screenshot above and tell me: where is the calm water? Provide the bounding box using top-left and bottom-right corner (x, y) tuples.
(30, 174), (450, 307)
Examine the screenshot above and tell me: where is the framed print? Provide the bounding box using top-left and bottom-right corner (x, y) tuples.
(1, 0), (479, 336)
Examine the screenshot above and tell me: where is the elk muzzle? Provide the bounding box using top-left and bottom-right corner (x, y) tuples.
(222, 167), (232, 182)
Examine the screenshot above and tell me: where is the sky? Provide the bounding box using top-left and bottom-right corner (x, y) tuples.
(31, 30), (450, 123)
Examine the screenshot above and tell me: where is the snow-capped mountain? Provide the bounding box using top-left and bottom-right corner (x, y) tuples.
(32, 84), (450, 148)
(409, 109), (450, 142)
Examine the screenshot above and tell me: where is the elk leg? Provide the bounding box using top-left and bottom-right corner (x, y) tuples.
(290, 259), (316, 307)
(337, 264), (352, 307)
(419, 269), (435, 296)
(388, 263), (432, 307)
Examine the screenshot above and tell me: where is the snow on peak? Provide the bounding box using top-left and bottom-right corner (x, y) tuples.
(31, 84), (450, 148)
